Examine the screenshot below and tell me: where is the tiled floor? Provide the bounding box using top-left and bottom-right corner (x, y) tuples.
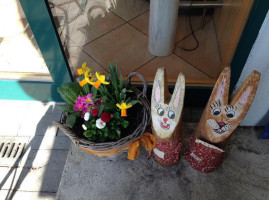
(0, 100), (70, 200)
(50, 0), (222, 84)
(0, 0), (221, 84)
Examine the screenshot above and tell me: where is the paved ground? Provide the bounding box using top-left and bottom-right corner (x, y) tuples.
(0, 99), (201, 200)
(0, 100), (70, 200)
(57, 124), (269, 200)
(1, 100), (268, 200)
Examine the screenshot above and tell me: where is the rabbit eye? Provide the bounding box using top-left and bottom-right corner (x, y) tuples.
(157, 108), (164, 116)
(168, 110), (175, 119)
(226, 110), (235, 118)
(212, 108), (221, 116)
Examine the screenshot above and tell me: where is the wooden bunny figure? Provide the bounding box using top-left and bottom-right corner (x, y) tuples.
(151, 68), (185, 166)
(185, 67), (260, 173)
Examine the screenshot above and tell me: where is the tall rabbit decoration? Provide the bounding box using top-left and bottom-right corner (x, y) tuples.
(151, 68), (185, 166)
(185, 67), (260, 173)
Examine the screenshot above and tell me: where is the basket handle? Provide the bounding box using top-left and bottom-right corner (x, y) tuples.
(127, 72), (148, 98)
(53, 120), (80, 146)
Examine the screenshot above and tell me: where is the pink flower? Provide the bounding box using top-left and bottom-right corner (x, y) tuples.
(73, 96), (86, 111)
(73, 94), (95, 114)
(85, 94), (93, 104)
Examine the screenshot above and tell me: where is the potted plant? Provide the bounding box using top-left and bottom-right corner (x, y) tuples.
(53, 62), (151, 159)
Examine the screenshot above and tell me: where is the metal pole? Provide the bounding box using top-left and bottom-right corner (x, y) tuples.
(149, 0), (179, 56)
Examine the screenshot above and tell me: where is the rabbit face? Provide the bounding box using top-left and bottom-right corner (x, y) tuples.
(206, 100), (241, 136)
(151, 68), (185, 139)
(197, 67), (260, 144)
(152, 104), (177, 132)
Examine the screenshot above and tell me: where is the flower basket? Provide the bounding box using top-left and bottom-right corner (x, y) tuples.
(53, 71), (150, 159)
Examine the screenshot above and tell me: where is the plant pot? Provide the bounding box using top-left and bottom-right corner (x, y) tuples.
(53, 72), (150, 159)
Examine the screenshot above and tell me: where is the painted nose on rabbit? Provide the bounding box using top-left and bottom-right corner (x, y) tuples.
(218, 121), (225, 127)
(163, 118), (168, 123)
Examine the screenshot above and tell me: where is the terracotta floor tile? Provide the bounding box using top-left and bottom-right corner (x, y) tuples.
(49, 0), (70, 27)
(49, 0), (70, 16)
(135, 54), (210, 82)
(110, 0), (149, 21)
(66, 46), (107, 78)
(68, 10), (125, 47)
(57, 1), (83, 45)
(174, 21), (221, 78)
(82, 24), (154, 77)
(129, 11), (149, 35)
(54, 0), (82, 26)
(129, 12), (213, 42)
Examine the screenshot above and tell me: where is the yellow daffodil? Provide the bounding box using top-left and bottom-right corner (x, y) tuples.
(116, 102), (132, 117)
(89, 72), (109, 89)
(77, 62), (90, 75)
(79, 71), (94, 87)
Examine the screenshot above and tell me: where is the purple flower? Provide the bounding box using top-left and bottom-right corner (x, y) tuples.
(73, 94), (95, 115)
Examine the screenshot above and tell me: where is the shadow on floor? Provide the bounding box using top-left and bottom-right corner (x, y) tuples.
(0, 105), (69, 200)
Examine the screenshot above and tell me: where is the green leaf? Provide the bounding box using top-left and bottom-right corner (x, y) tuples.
(103, 127), (109, 137)
(121, 120), (129, 128)
(57, 82), (85, 105)
(83, 84), (90, 95)
(84, 130), (94, 138)
(57, 87), (75, 105)
(98, 105), (104, 117)
(91, 123), (96, 129)
(62, 82), (84, 97)
(57, 104), (74, 113)
(109, 134), (115, 139)
(73, 112), (81, 117)
(121, 88), (126, 94)
(115, 128), (121, 137)
(109, 62), (113, 73)
(99, 136), (106, 142)
(119, 71), (123, 91)
(79, 75), (84, 81)
(130, 100), (142, 106)
(101, 102), (116, 109)
(91, 86), (97, 97)
(113, 112), (120, 119)
(66, 114), (77, 128)
(125, 77), (130, 88)
(84, 120), (91, 127)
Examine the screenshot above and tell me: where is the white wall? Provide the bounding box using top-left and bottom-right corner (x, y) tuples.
(234, 11), (269, 126)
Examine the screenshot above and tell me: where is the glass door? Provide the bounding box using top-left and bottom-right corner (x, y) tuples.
(0, 0), (72, 101)
(1, 0), (267, 101)
(45, 0), (257, 89)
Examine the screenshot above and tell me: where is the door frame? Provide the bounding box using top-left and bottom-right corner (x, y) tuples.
(230, 0), (269, 90)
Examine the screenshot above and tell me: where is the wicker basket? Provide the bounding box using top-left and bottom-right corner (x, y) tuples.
(53, 72), (151, 159)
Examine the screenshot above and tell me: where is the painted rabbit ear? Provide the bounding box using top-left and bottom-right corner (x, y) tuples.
(171, 73), (185, 109)
(208, 67), (231, 106)
(152, 68), (169, 104)
(230, 70), (260, 121)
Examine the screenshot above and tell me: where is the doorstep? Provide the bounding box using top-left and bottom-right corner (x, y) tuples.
(56, 123), (269, 200)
